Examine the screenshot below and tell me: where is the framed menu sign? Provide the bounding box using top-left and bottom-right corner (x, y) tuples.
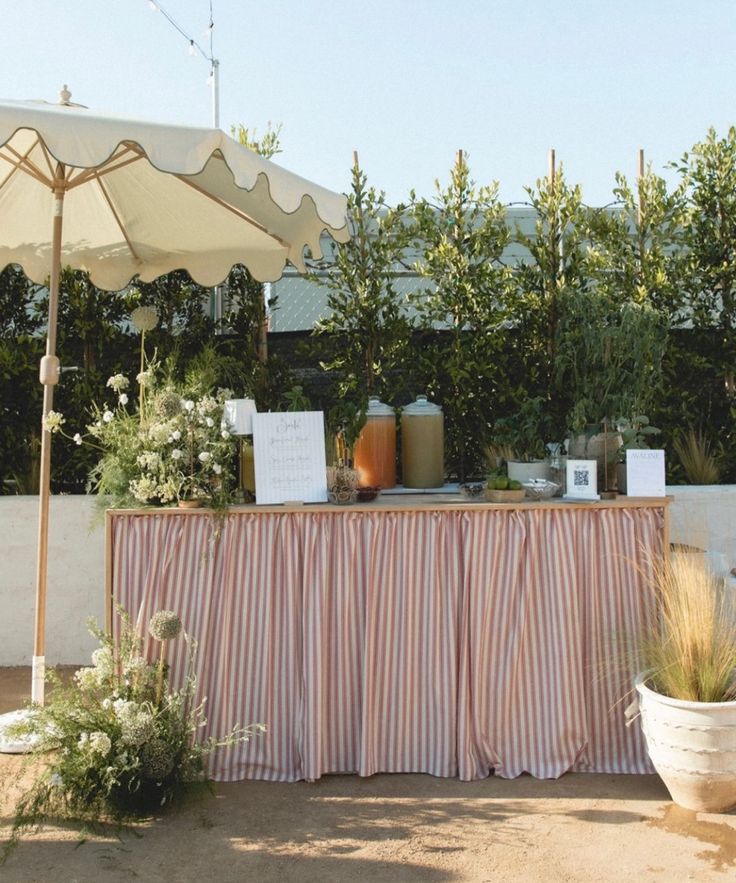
(625, 449), (666, 497)
(252, 411), (328, 504)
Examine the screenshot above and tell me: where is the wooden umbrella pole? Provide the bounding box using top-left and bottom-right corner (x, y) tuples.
(32, 167), (65, 705)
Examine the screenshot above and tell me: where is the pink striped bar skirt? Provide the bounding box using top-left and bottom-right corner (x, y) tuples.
(108, 502), (665, 782)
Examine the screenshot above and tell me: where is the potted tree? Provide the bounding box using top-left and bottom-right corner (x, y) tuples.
(555, 290), (668, 491)
(630, 550), (736, 812)
(490, 397), (554, 484)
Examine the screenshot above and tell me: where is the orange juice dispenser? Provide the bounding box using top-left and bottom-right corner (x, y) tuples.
(353, 396), (396, 489)
(401, 394), (444, 488)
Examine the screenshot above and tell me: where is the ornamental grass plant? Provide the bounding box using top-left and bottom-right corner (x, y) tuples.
(640, 551), (736, 703)
(2, 609), (264, 859)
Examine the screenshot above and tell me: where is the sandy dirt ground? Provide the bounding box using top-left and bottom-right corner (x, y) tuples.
(2, 666), (736, 883)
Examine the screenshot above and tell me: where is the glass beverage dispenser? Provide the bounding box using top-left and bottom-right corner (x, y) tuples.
(353, 396), (396, 489)
(401, 394), (444, 488)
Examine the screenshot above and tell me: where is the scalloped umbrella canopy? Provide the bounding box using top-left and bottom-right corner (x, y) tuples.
(0, 92), (350, 710)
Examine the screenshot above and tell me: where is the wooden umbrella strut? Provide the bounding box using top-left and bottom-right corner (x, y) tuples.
(32, 164), (66, 705)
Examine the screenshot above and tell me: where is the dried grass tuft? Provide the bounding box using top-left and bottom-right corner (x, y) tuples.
(641, 551), (736, 702)
(672, 428), (721, 485)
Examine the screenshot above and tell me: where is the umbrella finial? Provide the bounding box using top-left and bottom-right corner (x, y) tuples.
(59, 85), (72, 106)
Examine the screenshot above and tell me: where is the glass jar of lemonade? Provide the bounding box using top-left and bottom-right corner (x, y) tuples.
(401, 394), (444, 489)
(353, 396), (396, 489)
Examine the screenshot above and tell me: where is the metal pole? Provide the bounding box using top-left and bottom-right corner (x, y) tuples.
(211, 58), (223, 323)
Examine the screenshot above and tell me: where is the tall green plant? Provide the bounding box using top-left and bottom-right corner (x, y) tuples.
(585, 168), (686, 316)
(409, 152), (513, 478)
(555, 291), (668, 432)
(513, 166), (589, 435)
(311, 158), (411, 399)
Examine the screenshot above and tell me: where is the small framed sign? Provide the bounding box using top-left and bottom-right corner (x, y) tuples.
(564, 459), (600, 501)
(625, 449), (666, 497)
(252, 411), (328, 505)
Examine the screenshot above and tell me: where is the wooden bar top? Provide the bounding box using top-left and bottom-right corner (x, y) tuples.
(107, 494), (671, 517)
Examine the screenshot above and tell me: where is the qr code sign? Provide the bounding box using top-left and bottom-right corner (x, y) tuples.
(573, 468), (590, 488)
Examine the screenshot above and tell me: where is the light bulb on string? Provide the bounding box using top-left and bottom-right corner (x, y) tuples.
(189, 39), (196, 56)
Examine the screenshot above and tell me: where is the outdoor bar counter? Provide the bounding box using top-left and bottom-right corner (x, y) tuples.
(105, 495), (669, 782)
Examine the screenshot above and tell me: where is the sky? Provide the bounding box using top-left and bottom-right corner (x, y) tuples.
(4, 1), (736, 207)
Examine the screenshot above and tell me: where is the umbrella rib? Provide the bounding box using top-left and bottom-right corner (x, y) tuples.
(0, 140), (54, 188)
(93, 175), (142, 264)
(174, 173), (290, 247)
(66, 147), (144, 189)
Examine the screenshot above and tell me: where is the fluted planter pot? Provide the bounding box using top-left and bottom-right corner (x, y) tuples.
(635, 673), (736, 812)
(506, 459), (550, 484)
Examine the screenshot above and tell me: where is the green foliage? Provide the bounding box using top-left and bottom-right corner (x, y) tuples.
(512, 166), (589, 434)
(491, 396), (553, 461)
(311, 158), (412, 399)
(231, 122), (283, 159)
(3, 609), (264, 856)
(555, 290), (668, 432)
(408, 152), (514, 478)
(584, 168), (686, 316)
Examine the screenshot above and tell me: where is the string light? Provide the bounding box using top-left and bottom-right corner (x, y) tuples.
(140, 0), (219, 126)
(141, 0), (214, 66)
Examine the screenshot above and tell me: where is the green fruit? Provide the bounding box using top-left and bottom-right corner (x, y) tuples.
(494, 477), (509, 490)
(508, 479), (522, 490)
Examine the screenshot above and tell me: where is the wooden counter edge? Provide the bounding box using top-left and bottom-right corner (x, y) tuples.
(104, 495), (673, 517)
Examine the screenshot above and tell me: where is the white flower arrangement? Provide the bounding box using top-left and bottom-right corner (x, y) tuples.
(45, 360), (239, 509)
(3, 608), (265, 854)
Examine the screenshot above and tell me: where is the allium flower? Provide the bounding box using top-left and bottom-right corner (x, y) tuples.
(73, 433), (83, 446)
(205, 417), (214, 428)
(171, 449), (183, 460)
(106, 373), (129, 392)
(141, 737), (175, 780)
(148, 610), (182, 642)
(89, 731), (112, 755)
(137, 370), (152, 387)
(183, 400), (195, 412)
(198, 451), (212, 463)
(43, 410), (65, 433)
(221, 429), (230, 440)
(131, 305), (159, 333)
(119, 393), (129, 406)
(103, 410), (114, 423)
(212, 463), (222, 475)
(119, 709), (155, 747)
(172, 430), (181, 441)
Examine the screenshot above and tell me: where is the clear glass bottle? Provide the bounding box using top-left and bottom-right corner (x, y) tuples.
(401, 394), (444, 488)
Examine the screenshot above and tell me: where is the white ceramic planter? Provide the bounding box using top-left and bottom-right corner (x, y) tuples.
(507, 460), (550, 484)
(635, 673), (736, 812)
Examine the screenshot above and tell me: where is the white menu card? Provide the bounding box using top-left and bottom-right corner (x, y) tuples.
(252, 411), (328, 504)
(626, 449), (666, 497)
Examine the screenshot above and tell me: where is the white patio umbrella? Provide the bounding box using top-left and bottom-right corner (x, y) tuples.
(0, 88), (349, 725)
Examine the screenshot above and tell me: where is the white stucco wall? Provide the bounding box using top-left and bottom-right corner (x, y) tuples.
(0, 496), (104, 666)
(0, 488), (734, 667)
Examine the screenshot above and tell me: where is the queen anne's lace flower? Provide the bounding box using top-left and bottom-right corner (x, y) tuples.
(148, 610), (182, 641)
(43, 410), (65, 433)
(106, 373), (129, 392)
(92, 647), (114, 679)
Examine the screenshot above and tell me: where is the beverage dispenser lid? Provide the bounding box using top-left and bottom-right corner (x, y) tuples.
(366, 395), (394, 417)
(403, 394), (442, 415)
